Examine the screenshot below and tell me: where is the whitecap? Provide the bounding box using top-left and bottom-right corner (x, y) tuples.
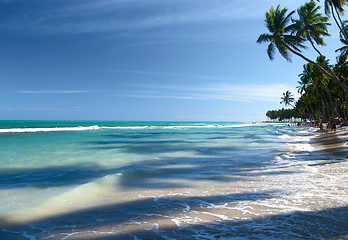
(287, 143), (315, 152)
(0, 123), (258, 133)
(0, 125), (100, 133)
(279, 134), (292, 140)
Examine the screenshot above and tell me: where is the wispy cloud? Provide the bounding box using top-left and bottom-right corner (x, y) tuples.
(0, 0), (276, 35)
(18, 90), (90, 94)
(112, 83), (299, 103)
(95, 68), (231, 81)
(23, 107), (83, 112)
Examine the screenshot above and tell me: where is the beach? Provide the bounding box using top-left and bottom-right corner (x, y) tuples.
(0, 121), (347, 239)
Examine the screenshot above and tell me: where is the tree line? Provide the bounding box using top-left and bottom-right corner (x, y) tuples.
(258, 0), (347, 123)
(266, 108), (299, 122)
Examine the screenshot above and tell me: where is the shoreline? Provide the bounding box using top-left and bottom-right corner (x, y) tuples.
(0, 123), (347, 239)
(311, 126), (348, 157)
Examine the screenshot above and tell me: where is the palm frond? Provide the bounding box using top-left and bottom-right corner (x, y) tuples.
(267, 43), (276, 60)
(256, 34), (272, 44)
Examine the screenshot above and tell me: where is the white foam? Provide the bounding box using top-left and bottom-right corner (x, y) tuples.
(287, 143), (315, 152)
(0, 125), (101, 133)
(279, 134), (291, 140)
(101, 126), (150, 130)
(216, 124), (253, 128)
(0, 124), (255, 133)
(171, 218), (182, 227)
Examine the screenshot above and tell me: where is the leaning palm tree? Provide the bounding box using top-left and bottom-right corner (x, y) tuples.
(321, 0), (348, 41)
(334, 55), (348, 117)
(324, 0), (347, 14)
(293, 2), (342, 119)
(292, 1), (331, 56)
(256, 5), (305, 62)
(335, 20), (348, 56)
(336, 37), (348, 56)
(297, 66), (316, 119)
(316, 56), (340, 118)
(257, 3), (348, 98)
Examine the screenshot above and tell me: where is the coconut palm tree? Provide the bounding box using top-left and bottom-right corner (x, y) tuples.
(324, 0), (347, 15)
(297, 66), (316, 119)
(335, 20), (348, 56)
(280, 91), (295, 107)
(316, 56), (340, 118)
(256, 5), (305, 62)
(298, 63), (328, 119)
(321, 0), (348, 41)
(292, 1), (331, 56)
(293, 2), (342, 119)
(334, 54), (348, 117)
(334, 54), (348, 78)
(257, 3), (348, 102)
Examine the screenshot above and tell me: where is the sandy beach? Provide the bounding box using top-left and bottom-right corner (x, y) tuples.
(0, 123), (347, 240)
(312, 126), (348, 154)
(1, 0), (348, 239)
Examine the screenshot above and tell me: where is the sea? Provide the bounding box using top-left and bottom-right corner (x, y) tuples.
(0, 121), (347, 240)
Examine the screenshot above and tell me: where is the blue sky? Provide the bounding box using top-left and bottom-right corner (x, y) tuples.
(0, 0), (343, 121)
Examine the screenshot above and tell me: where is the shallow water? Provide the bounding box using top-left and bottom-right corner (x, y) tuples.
(0, 121), (347, 239)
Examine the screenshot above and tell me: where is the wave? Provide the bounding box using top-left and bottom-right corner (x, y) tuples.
(0, 125), (101, 133)
(0, 123), (255, 133)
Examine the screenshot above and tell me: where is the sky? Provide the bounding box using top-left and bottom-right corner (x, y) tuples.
(0, 0), (344, 121)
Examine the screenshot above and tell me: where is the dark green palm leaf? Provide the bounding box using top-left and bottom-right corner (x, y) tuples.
(293, 1), (330, 46)
(257, 5), (305, 62)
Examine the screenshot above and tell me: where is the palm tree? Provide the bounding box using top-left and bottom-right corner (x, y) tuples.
(334, 55), (348, 118)
(334, 54), (348, 78)
(293, 2), (342, 120)
(297, 63), (328, 119)
(256, 5), (305, 62)
(280, 91), (295, 107)
(297, 66), (316, 119)
(316, 56), (340, 118)
(292, 1), (331, 56)
(321, 0), (348, 41)
(335, 20), (348, 56)
(257, 3), (348, 98)
(324, 0), (347, 14)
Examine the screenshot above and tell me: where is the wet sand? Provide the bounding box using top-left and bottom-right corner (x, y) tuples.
(312, 126), (348, 155)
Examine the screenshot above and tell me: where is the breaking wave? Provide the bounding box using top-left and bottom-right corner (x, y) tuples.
(0, 123), (255, 133)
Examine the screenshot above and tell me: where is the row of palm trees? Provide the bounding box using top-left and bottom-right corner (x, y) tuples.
(266, 108), (298, 122)
(257, 0), (348, 123)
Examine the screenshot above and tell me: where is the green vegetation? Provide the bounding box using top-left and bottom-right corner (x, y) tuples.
(266, 109), (299, 122)
(258, 0), (348, 123)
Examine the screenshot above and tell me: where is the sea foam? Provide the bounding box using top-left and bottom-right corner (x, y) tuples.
(0, 124), (255, 133)
(0, 125), (101, 133)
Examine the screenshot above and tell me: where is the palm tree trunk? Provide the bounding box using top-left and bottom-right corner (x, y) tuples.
(305, 33), (348, 111)
(345, 93), (348, 122)
(304, 94), (316, 121)
(321, 81), (339, 119)
(287, 45), (348, 114)
(284, 44), (348, 94)
(314, 83), (330, 120)
(332, 5), (348, 42)
(306, 30), (324, 57)
(334, 99), (341, 119)
(288, 101), (306, 118)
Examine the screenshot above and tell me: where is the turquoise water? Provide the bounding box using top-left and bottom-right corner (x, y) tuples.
(0, 121), (274, 189)
(0, 121), (347, 239)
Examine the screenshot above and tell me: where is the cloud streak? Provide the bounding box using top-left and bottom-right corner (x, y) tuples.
(0, 0), (275, 35)
(114, 83), (299, 103)
(18, 90), (90, 94)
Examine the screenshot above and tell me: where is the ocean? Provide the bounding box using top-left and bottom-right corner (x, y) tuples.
(0, 121), (347, 239)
